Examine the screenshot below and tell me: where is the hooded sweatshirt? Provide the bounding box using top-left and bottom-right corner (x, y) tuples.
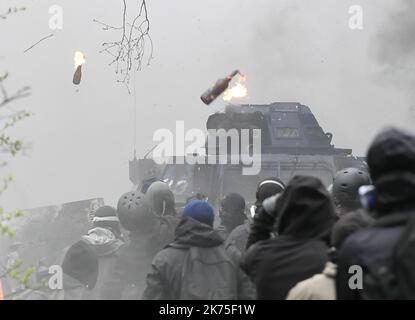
(142, 217), (255, 300)
(242, 176), (336, 300)
(81, 227), (123, 299)
(286, 209), (374, 300)
(367, 127), (415, 215)
(61, 240), (99, 300)
(336, 128), (415, 300)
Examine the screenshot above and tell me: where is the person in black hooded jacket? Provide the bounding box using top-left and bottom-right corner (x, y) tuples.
(245, 178), (286, 250)
(100, 190), (178, 300)
(336, 127), (415, 300)
(241, 175), (336, 300)
(227, 178), (285, 260)
(61, 240), (99, 300)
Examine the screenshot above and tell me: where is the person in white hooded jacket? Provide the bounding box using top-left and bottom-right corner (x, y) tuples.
(81, 206), (123, 300)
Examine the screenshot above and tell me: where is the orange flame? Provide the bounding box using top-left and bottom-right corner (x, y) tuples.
(223, 75), (248, 102)
(74, 51), (86, 69)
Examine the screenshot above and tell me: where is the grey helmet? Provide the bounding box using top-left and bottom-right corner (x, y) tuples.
(332, 167), (371, 213)
(117, 191), (154, 232)
(144, 181), (176, 216)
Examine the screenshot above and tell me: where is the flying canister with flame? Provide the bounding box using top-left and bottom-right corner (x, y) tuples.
(201, 70), (242, 105)
(73, 51), (86, 85)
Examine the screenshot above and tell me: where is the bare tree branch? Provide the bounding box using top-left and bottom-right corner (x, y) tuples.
(94, 0), (153, 92)
(0, 6), (26, 20)
(0, 77), (31, 108)
(0, 74), (31, 119)
(23, 34), (54, 54)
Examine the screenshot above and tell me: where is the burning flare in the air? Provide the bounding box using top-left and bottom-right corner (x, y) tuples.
(74, 51), (86, 69)
(223, 75), (248, 102)
(73, 51), (86, 85)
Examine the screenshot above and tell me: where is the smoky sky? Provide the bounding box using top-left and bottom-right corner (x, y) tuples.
(369, 0), (415, 116)
(0, 0), (413, 210)
(371, 0), (415, 69)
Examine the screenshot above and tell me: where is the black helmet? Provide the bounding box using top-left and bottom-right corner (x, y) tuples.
(219, 193), (246, 232)
(117, 191), (155, 233)
(332, 167), (371, 213)
(256, 177), (285, 205)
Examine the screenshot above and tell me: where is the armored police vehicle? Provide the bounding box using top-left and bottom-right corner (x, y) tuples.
(129, 102), (366, 209)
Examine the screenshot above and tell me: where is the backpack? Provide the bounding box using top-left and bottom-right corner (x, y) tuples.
(393, 214), (415, 299)
(362, 213), (415, 299)
(179, 246), (238, 300)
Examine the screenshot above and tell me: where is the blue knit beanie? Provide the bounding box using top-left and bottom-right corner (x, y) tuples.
(182, 200), (214, 226)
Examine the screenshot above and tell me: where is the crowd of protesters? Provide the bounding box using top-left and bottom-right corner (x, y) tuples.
(2, 126), (415, 300)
